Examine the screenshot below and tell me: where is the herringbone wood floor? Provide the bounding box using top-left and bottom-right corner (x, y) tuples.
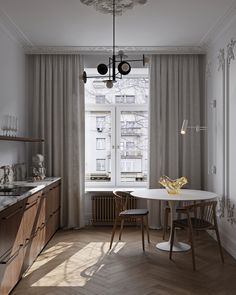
(12, 227), (236, 295)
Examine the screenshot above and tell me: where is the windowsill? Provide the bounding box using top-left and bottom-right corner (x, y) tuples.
(85, 187), (147, 192)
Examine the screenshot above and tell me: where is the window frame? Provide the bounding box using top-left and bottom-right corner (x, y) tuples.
(85, 104), (148, 188)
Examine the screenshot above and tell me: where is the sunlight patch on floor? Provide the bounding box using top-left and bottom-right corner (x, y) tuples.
(27, 241), (125, 287)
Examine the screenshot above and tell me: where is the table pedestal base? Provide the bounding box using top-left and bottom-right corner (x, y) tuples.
(156, 241), (190, 252)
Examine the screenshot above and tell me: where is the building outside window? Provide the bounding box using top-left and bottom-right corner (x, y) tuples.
(96, 159), (106, 171)
(96, 138), (106, 150)
(96, 95), (106, 104)
(85, 68), (149, 186)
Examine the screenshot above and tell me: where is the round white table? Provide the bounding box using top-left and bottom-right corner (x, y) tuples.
(130, 189), (218, 252)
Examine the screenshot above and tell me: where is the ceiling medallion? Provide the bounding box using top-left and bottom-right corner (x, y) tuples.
(80, 0), (147, 15)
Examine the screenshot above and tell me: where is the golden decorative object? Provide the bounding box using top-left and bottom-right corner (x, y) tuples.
(159, 175), (188, 194)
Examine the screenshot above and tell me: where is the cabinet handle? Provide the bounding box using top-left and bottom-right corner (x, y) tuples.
(2, 206), (23, 220)
(26, 199), (38, 207)
(0, 244), (23, 264)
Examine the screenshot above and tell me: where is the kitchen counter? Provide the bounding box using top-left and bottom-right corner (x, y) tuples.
(0, 177), (61, 212)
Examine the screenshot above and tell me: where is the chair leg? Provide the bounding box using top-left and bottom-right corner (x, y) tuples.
(163, 208), (169, 240)
(119, 219), (124, 240)
(169, 224), (175, 260)
(214, 227), (224, 263)
(110, 218), (118, 249)
(141, 217), (145, 251)
(145, 215), (150, 243)
(188, 223), (196, 271)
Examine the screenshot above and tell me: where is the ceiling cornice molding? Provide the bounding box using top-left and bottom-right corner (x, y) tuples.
(0, 8), (33, 47)
(200, 0), (236, 47)
(24, 45), (206, 55)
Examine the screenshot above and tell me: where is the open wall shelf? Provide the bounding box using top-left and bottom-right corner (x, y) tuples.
(0, 136), (44, 142)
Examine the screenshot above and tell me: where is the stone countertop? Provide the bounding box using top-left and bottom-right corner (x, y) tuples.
(0, 177), (61, 213)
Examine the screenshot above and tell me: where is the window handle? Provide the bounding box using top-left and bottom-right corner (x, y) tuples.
(117, 145), (120, 149)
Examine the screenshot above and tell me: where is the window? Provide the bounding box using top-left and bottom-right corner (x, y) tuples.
(115, 95), (135, 104)
(85, 68), (149, 187)
(96, 116), (106, 132)
(96, 95), (105, 104)
(96, 138), (106, 150)
(96, 159), (106, 171)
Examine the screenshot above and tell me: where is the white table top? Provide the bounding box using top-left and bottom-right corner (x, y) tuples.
(130, 189), (218, 201)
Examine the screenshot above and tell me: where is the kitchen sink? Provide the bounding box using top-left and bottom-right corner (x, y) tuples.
(0, 185), (36, 196)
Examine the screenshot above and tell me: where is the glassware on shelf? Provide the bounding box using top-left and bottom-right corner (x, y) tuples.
(1, 115), (18, 137)
(159, 175), (188, 194)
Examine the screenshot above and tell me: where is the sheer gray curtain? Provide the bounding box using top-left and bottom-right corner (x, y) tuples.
(28, 54), (85, 229)
(148, 54), (205, 228)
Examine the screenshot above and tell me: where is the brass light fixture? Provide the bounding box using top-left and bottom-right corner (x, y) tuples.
(82, 0), (148, 88)
(180, 119), (207, 134)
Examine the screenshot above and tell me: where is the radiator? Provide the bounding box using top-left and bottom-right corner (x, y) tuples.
(91, 193), (137, 226)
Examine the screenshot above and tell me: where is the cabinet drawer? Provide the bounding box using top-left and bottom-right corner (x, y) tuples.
(0, 245), (24, 295)
(23, 192), (42, 243)
(0, 202), (24, 260)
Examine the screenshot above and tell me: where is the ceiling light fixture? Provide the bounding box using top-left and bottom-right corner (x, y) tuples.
(180, 119), (207, 135)
(82, 0), (148, 88)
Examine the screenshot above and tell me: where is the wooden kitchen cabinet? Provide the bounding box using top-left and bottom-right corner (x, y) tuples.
(0, 179), (61, 295)
(0, 202), (25, 295)
(22, 190), (42, 272)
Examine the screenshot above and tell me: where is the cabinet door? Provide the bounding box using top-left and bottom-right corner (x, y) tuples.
(23, 191), (42, 272)
(0, 202), (24, 261)
(44, 182), (61, 243)
(0, 202), (24, 295)
(0, 247), (24, 295)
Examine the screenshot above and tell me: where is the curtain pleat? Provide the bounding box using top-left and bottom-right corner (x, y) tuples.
(28, 54), (85, 229)
(148, 54), (205, 229)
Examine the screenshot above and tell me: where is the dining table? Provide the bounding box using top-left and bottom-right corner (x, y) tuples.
(130, 189), (218, 252)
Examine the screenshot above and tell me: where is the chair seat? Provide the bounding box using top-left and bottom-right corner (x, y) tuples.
(120, 209), (149, 217)
(164, 206), (186, 212)
(174, 217), (213, 229)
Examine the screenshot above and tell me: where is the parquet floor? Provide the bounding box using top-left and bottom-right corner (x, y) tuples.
(12, 227), (236, 295)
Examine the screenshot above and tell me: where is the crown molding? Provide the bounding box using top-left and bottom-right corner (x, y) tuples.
(200, 0), (236, 47)
(0, 8), (33, 47)
(24, 45), (206, 55)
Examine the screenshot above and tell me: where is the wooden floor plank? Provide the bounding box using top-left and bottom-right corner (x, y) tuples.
(12, 227), (236, 295)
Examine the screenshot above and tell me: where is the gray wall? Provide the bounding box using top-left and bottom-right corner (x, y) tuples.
(0, 25), (27, 167)
(206, 17), (236, 258)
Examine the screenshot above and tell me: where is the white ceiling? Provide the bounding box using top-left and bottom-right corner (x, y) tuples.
(0, 0), (235, 48)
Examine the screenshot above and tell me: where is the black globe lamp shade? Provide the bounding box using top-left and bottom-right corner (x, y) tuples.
(118, 61), (131, 75)
(97, 64), (108, 75)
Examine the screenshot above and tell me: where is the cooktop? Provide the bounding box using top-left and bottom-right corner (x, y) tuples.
(0, 185), (36, 196)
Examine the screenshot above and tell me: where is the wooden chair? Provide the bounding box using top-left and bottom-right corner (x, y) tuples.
(162, 204), (186, 240)
(169, 201), (224, 271)
(163, 201), (198, 240)
(109, 191), (150, 251)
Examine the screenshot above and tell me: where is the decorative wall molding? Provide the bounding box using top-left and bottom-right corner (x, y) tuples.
(227, 199), (236, 224)
(205, 60), (212, 78)
(80, 0), (148, 15)
(0, 8), (33, 47)
(217, 49), (225, 72)
(24, 45), (206, 55)
(227, 38), (236, 64)
(217, 38), (236, 224)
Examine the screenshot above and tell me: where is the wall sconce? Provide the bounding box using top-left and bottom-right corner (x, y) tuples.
(180, 119), (207, 134)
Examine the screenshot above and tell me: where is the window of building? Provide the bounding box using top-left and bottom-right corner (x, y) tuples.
(85, 68), (149, 187)
(96, 138), (106, 150)
(96, 159), (106, 171)
(96, 95), (106, 104)
(96, 116), (106, 132)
